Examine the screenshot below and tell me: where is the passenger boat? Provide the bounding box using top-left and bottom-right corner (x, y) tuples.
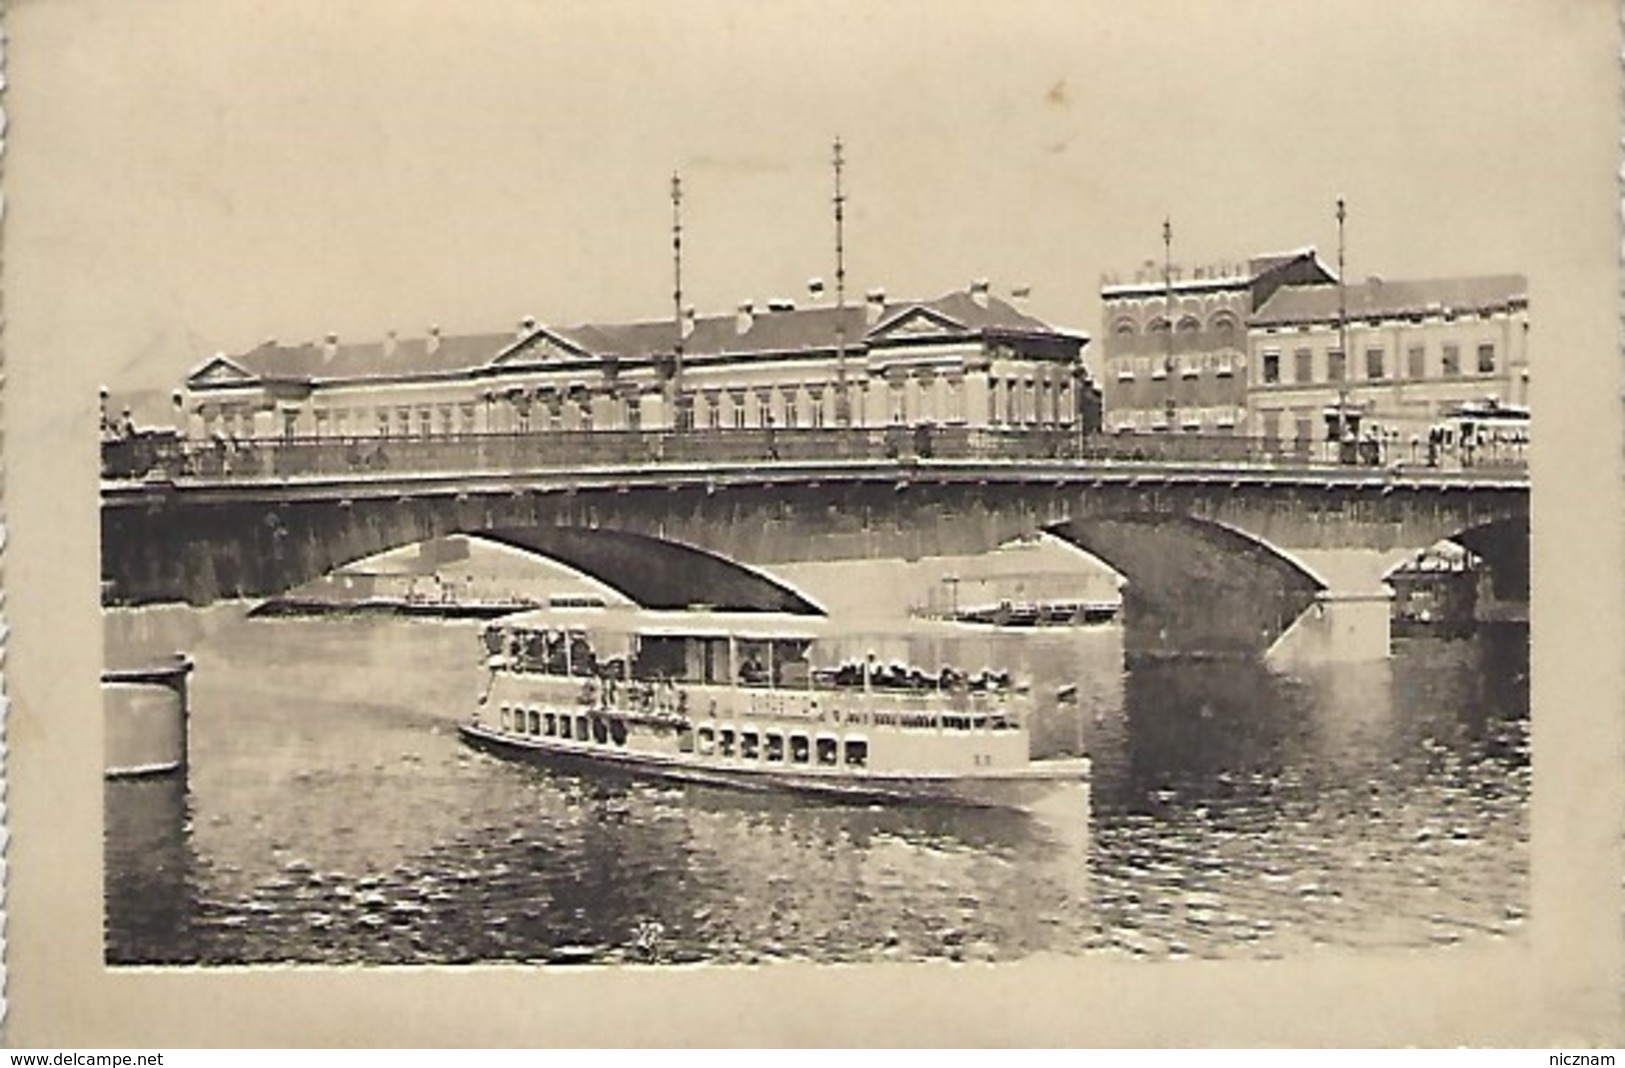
(458, 608), (1089, 809)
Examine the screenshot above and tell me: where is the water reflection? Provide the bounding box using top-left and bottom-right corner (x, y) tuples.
(103, 602), (1527, 965)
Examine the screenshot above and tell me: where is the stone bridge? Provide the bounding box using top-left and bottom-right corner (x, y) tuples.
(102, 454), (1528, 662)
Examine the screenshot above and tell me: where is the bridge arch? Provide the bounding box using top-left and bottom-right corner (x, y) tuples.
(101, 495), (823, 614)
(1047, 512), (1325, 656)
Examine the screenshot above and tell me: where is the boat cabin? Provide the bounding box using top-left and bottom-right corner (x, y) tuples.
(484, 608), (823, 690)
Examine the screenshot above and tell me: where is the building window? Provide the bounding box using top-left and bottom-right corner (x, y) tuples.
(1294, 348), (1313, 384)
(706, 394), (722, 430)
(809, 390), (826, 428)
(459, 404), (476, 435)
(626, 394), (641, 431)
(1477, 343), (1496, 374)
(1116, 359), (1135, 382)
(757, 391), (773, 428)
(1327, 349), (1346, 383)
(1262, 350), (1281, 384)
(377, 409), (391, 438)
(780, 387), (799, 428)
(1365, 348), (1385, 380)
(947, 378), (964, 422)
(1407, 345), (1425, 380)
(1442, 343), (1461, 376)
(731, 392), (747, 429)
(1216, 351), (1236, 378)
(1261, 410), (1281, 447)
(1180, 355), (1199, 379)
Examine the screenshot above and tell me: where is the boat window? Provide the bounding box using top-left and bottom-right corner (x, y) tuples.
(543, 631), (568, 675)
(790, 734), (810, 764)
(740, 731), (760, 759)
(696, 726), (716, 756)
(773, 640), (813, 689)
(500, 706), (512, 731)
(558, 715), (572, 740)
(764, 733), (784, 762)
(568, 633), (596, 677)
(718, 728), (736, 757)
(544, 712), (557, 737)
(634, 636), (692, 682)
(816, 737), (838, 766)
(575, 715), (591, 741)
(738, 640), (770, 687)
(609, 719), (628, 746)
(677, 727), (695, 753)
(481, 626), (504, 657)
(591, 717), (609, 744)
(844, 739), (868, 767)
(528, 709), (542, 735)
(701, 638), (732, 685)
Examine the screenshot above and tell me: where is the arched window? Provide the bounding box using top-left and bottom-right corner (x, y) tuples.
(1147, 317), (1171, 335)
(1177, 315), (1201, 335)
(1111, 316), (1138, 337)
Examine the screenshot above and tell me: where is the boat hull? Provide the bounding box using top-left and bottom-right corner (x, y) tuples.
(458, 721), (1088, 811)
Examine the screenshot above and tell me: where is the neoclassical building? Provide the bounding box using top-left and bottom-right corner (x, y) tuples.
(179, 288), (1097, 442)
(1097, 249), (1335, 435)
(1245, 274), (1530, 455)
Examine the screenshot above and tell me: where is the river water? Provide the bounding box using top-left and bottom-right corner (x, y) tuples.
(105, 590), (1529, 966)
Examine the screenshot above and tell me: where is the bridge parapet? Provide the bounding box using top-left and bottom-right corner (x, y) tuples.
(103, 427), (1529, 492)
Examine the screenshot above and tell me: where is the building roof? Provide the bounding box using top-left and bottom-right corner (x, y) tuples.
(189, 289), (1074, 386)
(1100, 247), (1330, 297)
(1250, 274), (1528, 326)
(219, 330), (523, 382)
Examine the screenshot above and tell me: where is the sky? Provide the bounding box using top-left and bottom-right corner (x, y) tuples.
(8, 0), (1615, 399)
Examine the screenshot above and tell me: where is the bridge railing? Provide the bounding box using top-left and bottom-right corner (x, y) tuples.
(101, 426), (1528, 482)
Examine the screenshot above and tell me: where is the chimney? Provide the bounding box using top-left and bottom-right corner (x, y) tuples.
(767, 298), (796, 313)
(322, 331), (339, 361)
(736, 301), (755, 335)
(1010, 284), (1032, 307)
(865, 288), (887, 326)
(383, 329), (398, 359)
(427, 324), (442, 356)
(518, 315), (537, 339)
(807, 277), (826, 302)
(970, 278), (991, 309)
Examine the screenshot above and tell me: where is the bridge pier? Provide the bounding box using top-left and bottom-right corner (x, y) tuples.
(1261, 548), (1412, 666)
(1266, 587), (1395, 668)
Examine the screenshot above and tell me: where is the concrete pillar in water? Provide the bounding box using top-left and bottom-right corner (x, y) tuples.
(1265, 548), (1413, 667)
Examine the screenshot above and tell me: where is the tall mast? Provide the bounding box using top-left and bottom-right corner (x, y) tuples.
(671, 171), (685, 428)
(833, 136), (849, 427)
(1336, 196), (1348, 454)
(1163, 216), (1174, 429)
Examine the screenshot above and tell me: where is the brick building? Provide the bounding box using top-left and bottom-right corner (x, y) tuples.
(1097, 249), (1334, 435)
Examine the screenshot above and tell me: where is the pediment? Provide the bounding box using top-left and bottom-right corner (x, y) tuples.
(867, 306), (969, 341)
(186, 356), (256, 386)
(490, 326), (595, 366)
